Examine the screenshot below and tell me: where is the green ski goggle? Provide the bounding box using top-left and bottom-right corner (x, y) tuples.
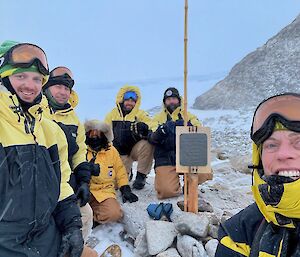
(0, 43), (49, 76)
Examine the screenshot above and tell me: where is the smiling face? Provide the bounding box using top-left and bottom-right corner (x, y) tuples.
(48, 84), (71, 105)
(123, 98), (136, 112)
(261, 130), (300, 180)
(9, 71), (43, 103)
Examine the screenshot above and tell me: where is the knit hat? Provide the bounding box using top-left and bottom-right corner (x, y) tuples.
(0, 40), (47, 84)
(43, 66), (74, 91)
(163, 87), (181, 103)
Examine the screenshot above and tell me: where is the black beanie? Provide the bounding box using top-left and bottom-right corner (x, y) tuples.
(163, 87), (181, 103)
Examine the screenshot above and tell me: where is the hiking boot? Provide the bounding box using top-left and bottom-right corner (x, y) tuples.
(132, 171), (147, 190)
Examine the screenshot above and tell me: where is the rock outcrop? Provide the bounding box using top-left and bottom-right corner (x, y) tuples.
(193, 14), (300, 110)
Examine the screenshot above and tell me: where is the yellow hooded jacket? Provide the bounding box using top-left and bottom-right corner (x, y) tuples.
(105, 85), (151, 155)
(0, 89), (74, 255)
(42, 91), (87, 170)
(150, 104), (201, 131)
(87, 144), (129, 203)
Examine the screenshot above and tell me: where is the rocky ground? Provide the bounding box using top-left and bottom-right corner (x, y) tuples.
(88, 108), (256, 256)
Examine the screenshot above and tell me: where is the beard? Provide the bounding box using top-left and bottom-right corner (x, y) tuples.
(166, 103), (180, 113)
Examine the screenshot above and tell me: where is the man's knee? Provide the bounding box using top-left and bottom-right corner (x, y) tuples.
(155, 166), (181, 199)
(80, 204), (93, 223)
(93, 198), (123, 223)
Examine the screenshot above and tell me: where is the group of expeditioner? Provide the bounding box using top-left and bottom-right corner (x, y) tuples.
(1, 40), (300, 257)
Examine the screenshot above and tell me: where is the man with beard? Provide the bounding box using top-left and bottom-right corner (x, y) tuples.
(148, 87), (201, 199)
(105, 85), (153, 190)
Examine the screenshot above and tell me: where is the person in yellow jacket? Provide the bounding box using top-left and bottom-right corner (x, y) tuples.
(42, 67), (100, 248)
(148, 87), (202, 199)
(105, 85), (154, 190)
(0, 40), (95, 257)
(216, 93), (300, 257)
(84, 119), (138, 223)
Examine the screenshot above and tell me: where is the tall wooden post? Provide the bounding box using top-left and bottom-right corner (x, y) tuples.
(183, 0), (199, 213)
(183, 0), (189, 212)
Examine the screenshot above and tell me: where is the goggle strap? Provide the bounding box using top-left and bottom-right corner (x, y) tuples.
(43, 76), (74, 90)
(251, 114), (300, 144)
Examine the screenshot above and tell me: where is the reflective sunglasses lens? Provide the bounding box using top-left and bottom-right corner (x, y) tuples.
(124, 91), (137, 101)
(252, 94), (300, 136)
(11, 44), (49, 71)
(51, 67), (73, 78)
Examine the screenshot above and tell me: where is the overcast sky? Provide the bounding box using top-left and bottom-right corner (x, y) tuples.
(1, 1), (299, 85)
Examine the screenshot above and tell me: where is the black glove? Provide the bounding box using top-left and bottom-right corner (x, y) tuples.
(120, 185), (138, 203)
(75, 183), (90, 207)
(58, 228), (84, 257)
(136, 122), (149, 137)
(74, 162), (92, 184)
(130, 122), (149, 138)
(164, 120), (176, 134)
(53, 195), (83, 257)
(89, 162), (100, 176)
(148, 124), (169, 144)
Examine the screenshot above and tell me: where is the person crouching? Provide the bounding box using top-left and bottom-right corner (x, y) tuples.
(84, 119), (138, 224)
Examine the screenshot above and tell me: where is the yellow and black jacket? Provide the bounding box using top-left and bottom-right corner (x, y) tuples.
(149, 105), (201, 168)
(217, 139), (300, 257)
(105, 85), (151, 155)
(216, 203), (264, 257)
(87, 144), (129, 203)
(43, 92), (92, 190)
(150, 104), (200, 131)
(43, 92), (86, 170)
(217, 203), (300, 257)
(0, 90), (81, 257)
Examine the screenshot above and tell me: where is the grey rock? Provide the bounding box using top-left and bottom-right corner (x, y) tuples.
(221, 210), (235, 223)
(205, 239), (219, 257)
(217, 151), (229, 160)
(177, 199), (213, 213)
(198, 199), (214, 213)
(133, 229), (150, 257)
(174, 212), (209, 238)
(208, 224), (219, 239)
(146, 221), (178, 255)
(177, 234), (207, 257)
(205, 213), (220, 225)
(230, 154), (252, 174)
(157, 248), (181, 257)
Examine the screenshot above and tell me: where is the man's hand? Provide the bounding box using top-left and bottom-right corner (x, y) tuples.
(58, 228), (84, 257)
(131, 122), (149, 138)
(75, 183), (90, 207)
(120, 185), (138, 203)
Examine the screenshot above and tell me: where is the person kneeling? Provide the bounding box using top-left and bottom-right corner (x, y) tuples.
(85, 119), (138, 224)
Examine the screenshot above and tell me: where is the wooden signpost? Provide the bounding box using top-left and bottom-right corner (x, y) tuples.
(178, 0), (212, 213)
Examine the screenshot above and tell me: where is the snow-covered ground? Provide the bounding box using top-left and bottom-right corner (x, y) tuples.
(79, 77), (255, 256)
(88, 156), (254, 256)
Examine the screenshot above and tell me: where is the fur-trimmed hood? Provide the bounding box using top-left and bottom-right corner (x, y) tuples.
(84, 119), (114, 142)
